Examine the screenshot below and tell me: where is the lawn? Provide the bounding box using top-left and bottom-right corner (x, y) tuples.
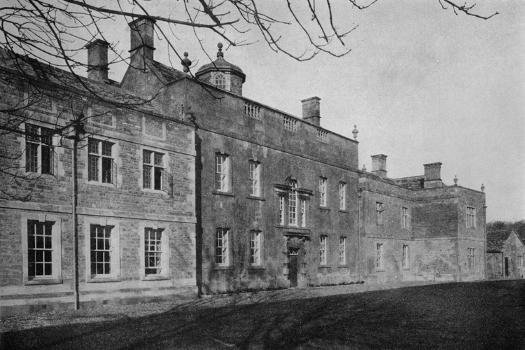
(1, 280), (524, 349)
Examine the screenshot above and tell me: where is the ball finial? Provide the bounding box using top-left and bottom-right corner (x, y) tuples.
(352, 125), (359, 140)
(181, 51), (192, 73)
(453, 175), (458, 186)
(217, 42), (224, 58)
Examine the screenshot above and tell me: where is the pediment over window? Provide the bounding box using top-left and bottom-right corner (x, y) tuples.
(297, 188), (313, 196)
(284, 228), (311, 240)
(273, 183), (312, 196)
(274, 183), (291, 192)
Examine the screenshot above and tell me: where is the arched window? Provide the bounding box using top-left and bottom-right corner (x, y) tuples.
(215, 73), (226, 90)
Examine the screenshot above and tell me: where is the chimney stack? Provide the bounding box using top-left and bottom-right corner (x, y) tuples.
(86, 39), (109, 81)
(371, 154), (387, 178)
(423, 162), (443, 188)
(129, 17), (155, 70)
(301, 97), (321, 126)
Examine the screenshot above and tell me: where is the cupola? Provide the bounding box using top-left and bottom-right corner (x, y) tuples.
(195, 43), (246, 95)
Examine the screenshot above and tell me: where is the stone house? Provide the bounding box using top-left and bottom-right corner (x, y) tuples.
(0, 17), (487, 311)
(0, 46), (197, 312)
(120, 18), (361, 293)
(486, 230), (524, 279)
(359, 158), (486, 284)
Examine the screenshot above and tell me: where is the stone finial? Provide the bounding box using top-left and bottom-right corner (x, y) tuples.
(352, 125), (359, 140)
(453, 175), (458, 186)
(362, 164), (367, 172)
(217, 42), (224, 58)
(181, 52), (192, 73)
(481, 183), (485, 192)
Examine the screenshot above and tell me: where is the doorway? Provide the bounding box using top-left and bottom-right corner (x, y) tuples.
(288, 248), (299, 287)
(504, 257), (509, 277)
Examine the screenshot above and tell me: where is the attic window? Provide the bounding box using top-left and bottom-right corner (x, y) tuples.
(215, 73), (226, 90)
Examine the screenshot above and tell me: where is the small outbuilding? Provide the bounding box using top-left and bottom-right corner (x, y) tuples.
(486, 230), (525, 279)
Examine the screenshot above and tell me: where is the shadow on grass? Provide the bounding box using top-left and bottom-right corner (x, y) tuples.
(1, 280), (524, 349)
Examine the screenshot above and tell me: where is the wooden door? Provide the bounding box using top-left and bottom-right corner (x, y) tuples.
(288, 250), (298, 287)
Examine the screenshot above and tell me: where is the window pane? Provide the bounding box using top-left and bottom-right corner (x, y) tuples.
(96, 263), (104, 275)
(154, 167), (163, 190)
(28, 262), (35, 277)
(36, 263), (43, 276)
(26, 142), (38, 172)
(143, 165), (152, 188)
(36, 250), (43, 262)
(88, 155), (99, 181)
(143, 150), (152, 165)
(44, 263), (52, 275)
(26, 124), (39, 141)
(101, 157), (112, 183)
(154, 153), (163, 166)
(40, 127), (53, 145)
(101, 141), (112, 156)
(88, 139), (98, 154)
(41, 145), (52, 174)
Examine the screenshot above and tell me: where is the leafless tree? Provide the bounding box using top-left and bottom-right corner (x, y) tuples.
(0, 0), (498, 200)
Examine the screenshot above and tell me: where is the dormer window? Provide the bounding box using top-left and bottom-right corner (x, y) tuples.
(215, 73), (225, 90)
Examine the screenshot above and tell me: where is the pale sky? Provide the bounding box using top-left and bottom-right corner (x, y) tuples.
(94, 0), (524, 222)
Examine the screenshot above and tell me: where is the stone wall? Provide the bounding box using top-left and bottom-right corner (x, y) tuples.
(0, 73), (197, 304)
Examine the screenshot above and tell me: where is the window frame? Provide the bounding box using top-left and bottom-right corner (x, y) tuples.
(142, 149), (165, 191)
(249, 230), (262, 266)
(376, 202), (384, 226)
(21, 214), (62, 285)
(279, 195), (286, 225)
(466, 206), (477, 228)
(319, 235), (328, 266)
(214, 72), (226, 90)
(249, 160), (261, 197)
(401, 207), (410, 229)
(402, 244), (410, 270)
(319, 177), (328, 207)
(376, 242), (384, 271)
(24, 123), (54, 175)
(215, 152), (231, 193)
(89, 224), (114, 278)
(140, 224), (170, 280)
(338, 182), (346, 210)
(87, 137), (116, 185)
(300, 198), (307, 227)
(339, 237), (346, 265)
(85, 219), (120, 282)
(467, 247), (475, 269)
(215, 228), (230, 267)
(288, 180), (298, 226)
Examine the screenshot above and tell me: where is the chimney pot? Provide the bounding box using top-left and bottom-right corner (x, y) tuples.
(85, 39), (109, 81)
(301, 97), (321, 126)
(423, 162), (443, 188)
(371, 154), (387, 178)
(129, 17), (156, 70)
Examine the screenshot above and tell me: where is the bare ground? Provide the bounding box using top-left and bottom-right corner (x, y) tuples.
(1, 280), (524, 349)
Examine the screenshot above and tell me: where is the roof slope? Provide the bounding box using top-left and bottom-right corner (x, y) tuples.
(0, 48), (164, 115)
(150, 60), (186, 84)
(487, 230), (520, 252)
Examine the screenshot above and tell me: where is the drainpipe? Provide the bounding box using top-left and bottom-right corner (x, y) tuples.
(71, 115), (84, 310)
(483, 203), (487, 280)
(357, 186), (362, 282)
